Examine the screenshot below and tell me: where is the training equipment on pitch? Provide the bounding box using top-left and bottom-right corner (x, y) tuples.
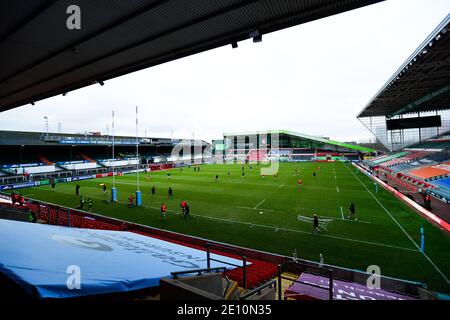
(297, 215), (333, 231)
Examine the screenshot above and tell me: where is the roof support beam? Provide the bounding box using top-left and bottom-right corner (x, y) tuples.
(0, 0), (170, 84)
(0, 0), (261, 102)
(0, 0), (58, 43)
(388, 84), (450, 118)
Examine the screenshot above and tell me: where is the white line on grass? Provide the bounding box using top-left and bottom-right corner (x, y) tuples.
(25, 192), (418, 254)
(340, 206), (344, 220)
(336, 186), (339, 193)
(235, 206), (274, 212)
(347, 163), (450, 285)
(253, 199), (266, 209)
(196, 215), (414, 252)
(319, 215), (371, 224)
(278, 183), (285, 189)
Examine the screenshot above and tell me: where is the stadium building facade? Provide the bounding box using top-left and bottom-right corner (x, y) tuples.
(0, 130), (210, 184)
(215, 130), (375, 162)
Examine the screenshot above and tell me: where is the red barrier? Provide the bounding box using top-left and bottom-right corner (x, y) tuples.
(149, 163), (175, 171)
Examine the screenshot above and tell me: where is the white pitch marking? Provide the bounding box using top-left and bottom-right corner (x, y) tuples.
(253, 199), (266, 209)
(235, 206), (274, 212)
(340, 206), (344, 220)
(278, 183), (285, 189)
(25, 193), (417, 253)
(319, 215), (371, 224)
(336, 186), (339, 193)
(347, 163), (450, 285)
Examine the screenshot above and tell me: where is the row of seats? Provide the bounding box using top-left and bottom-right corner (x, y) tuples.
(428, 185), (450, 202)
(291, 155), (314, 161)
(409, 139), (450, 150)
(371, 151), (409, 165)
(31, 204), (123, 231)
(388, 175), (420, 192)
(381, 151), (429, 168)
(131, 230), (278, 289)
(246, 150), (268, 162)
(433, 177), (450, 189)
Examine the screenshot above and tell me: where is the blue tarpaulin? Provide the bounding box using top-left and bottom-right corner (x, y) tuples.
(0, 219), (244, 299)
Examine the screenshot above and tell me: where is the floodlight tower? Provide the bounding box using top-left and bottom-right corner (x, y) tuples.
(43, 116), (49, 139)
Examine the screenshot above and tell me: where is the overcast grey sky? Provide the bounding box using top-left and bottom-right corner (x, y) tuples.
(0, 0), (449, 143)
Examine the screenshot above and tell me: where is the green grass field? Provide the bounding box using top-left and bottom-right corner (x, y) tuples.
(20, 162), (450, 293)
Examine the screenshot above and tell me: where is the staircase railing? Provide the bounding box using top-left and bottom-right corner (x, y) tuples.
(239, 279), (276, 300)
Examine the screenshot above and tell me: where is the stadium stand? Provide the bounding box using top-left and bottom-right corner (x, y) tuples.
(409, 167), (450, 180)
(0, 130), (210, 181)
(365, 143), (450, 222)
(408, 139), (450, 151)
(434, 177), (450, 189)
(246, 149), (268, 162)
(380, 151), (430, 168)
(370, 151), (409, 165)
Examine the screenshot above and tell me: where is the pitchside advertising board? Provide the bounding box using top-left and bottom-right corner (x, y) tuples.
(0, 181), (36, 191)
(0, 172), (123, 191)
(59, 139), (137, 145)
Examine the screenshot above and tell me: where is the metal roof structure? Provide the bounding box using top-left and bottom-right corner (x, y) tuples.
(358, 13), (450, 118)
(223, 129), (376, 152)
(0, 0), (382, 112)
(0, 130), (209, 147)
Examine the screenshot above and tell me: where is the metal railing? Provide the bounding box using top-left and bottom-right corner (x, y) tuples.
(170, 267), (232, 299)
(206, 242), (248, 289)
(239, 279), (276, 300)
(171, 266), (227, 279)
(277, 261), (333, 300)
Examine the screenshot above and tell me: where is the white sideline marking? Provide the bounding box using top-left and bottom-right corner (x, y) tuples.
(235, 206), (274, 212)
(347, 163), (450, 285)
(319, 215), (371, 224)
(254, 199), (266, 209)
(197, 215), (415, 252)
(340, 206), (344, 220)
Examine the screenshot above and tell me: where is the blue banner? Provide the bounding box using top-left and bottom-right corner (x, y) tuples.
(0, 181), (36, 191)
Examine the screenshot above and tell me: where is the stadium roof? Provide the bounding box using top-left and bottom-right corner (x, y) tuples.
(0, 130), (209, 146)
(0, 0), (382, 112)
(358, 13), (450, 118)
(223, 129), (376, 152)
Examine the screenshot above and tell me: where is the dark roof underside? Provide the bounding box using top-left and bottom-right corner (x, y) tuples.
(358, 13), (450, 118)
(0, 0), (382, 112)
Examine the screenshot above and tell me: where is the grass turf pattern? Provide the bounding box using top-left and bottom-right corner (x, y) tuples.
(20, 162), (450, 293)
